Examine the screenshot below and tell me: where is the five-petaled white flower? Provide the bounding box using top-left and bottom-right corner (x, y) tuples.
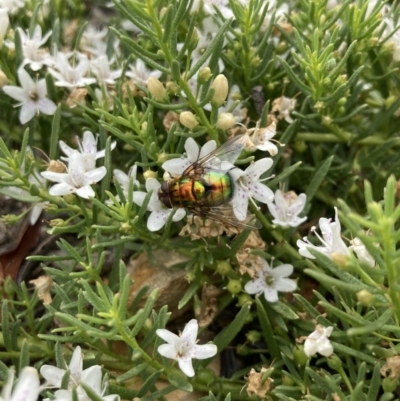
(156, 319), (217, 377)
(49, 52), (96, 88)
(0, 367), (41, 401)
(247, 121), (279, 156)
(230, 158), (275, 221)
(41, 153), (106, 199)
(267, 190), (307, 228)
(244, 259), (296, 303)
(304, 325), (334, 357)
(162, 137), (216, 177)
(90, 56), (122, 85)
(297, 207), (350, 260)
(81, 24), (108, 56)
(41, 346), (120, 401)
(133, 178), (186, 231)
(59, 130), (116, 172)
(126, 59), (162, 86)
(17, 25), (53, 71)
(3, 68), (57, 124)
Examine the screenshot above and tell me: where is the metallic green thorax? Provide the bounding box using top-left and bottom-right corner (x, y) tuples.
(167, 170), (234, 209)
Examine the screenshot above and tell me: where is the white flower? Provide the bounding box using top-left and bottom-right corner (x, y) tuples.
(126, 59), (162, 86)
(133, 178), (186, 231)
(0, 367), (40, 401)
(113, 166), (139, 198)
(81, 24), (108, 56)
(3, 68), (57, 124)
(156, 319), (217, 377)
(182, 17), (225, 72)
(230, 159), (275, 221)
(349, 237), (375, 267)
(247, 121), (279, 156)
(59, 130), (116, 172)
(304, 325), (334, 357)
(41, 153), (106, 199)
(0, 0), (24, 14)
(162, 137), (217, 177)
(297, 207), (350, 260)
(41, 346), (120, 401)
(90, 56), (122, 85)
(48, 52), (96, 88)
(17, 25), (53, 71)
(0, 8), (9, 42)
(267, 190), (307, 228)
(244, 259), (296, 302)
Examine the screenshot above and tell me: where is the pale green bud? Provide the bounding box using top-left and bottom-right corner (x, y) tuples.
(216, 112), (236, 130)
(212, 74), (229, 106)
(147, 77), (166, 101)
(180, 111), (198, 129)
(198, 67), (212, 83)
(356, 290), (374, 306)
(143, 170), (158, 180)
(166, 81), (180, 95)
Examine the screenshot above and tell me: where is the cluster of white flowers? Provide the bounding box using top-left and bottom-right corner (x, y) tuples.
(297, 207), (376, 267)
(0, 347), (120, 401)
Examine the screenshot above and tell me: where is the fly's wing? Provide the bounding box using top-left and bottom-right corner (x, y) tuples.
(192, 134), (249, 172)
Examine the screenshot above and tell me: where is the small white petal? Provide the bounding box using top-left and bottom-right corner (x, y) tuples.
(245, 158), (273, 180)
(41, 171), (70, 183)
(181, 319), (198, 345)
(76, 185), (95, 199)
(192, 344), (217, 359)
(178, 359), (195, 377)
(264, 287), (279, 303)
(185, 137), (200, 162)
(157, 344), (178, 360)
(49, 182), (75, 196)
(147, 209), (170, 231)
(172, 208), (186, 222)
(232, 187), (248, 221)
(156, 329), (180, 344)
(86, 166), (107, 183)
(19, 102), (37, 124)
(244, 278), (265, 295)
(40, 365), (64, 387)
(248, 182), (274, 204)
(37, 97), (57, 115)
(80, 365), (102, 393)
(162, 158), (191, 176)
(275, 278), (297, 292)
(12, 367), (40, 401)
(271, 264), (293, 278)
(146, 178), (161, 193)
(2, 86), (28, 102)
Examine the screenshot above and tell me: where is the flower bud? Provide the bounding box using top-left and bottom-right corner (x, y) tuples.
(179, 111), (198, 129)
(236, 293), (253, 307)
(120, 222), (131, 233)
(147, 77), (166, 101)
(157, 152), (168, 164)
(49, 219), (65, 227)
(327, 354), (342, 371)
(212, 74), (229, 106)
(246, 330), (261, 343)
(216, 113), (236, 130)
(383, 377), (398, 393)
(0, 70), (8, 88)
(143, 170), (158, 180)
(188, 28), (199, 51)
(166, 81), (180, 95)
(198, 67), (212, 83)
(216, 260), (232, 276)
(226, 279), (242, 294)
(292, 345), (308, 366)
(356, 289), (374, 306)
